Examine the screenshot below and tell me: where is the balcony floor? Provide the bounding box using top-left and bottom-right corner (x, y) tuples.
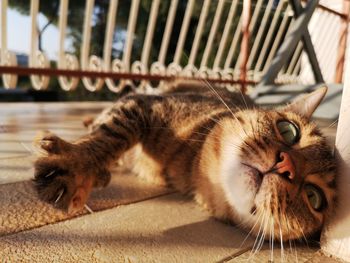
(0, 102), (342, 262)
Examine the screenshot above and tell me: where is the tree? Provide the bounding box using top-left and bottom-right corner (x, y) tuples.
(8, 0), (248, 101)
(9, 1), (61, 51)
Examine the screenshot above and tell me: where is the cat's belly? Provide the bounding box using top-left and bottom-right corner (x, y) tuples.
(118, 144), (167, 186)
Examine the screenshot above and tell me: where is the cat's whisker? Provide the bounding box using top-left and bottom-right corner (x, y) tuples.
(147, 126), (214, 140)
(184, 138), (215, 143)
(237, 209), (265, 250)
(220, 138), (244, 152)
(269, 216), (274, 263)
(254, 223), (267, 258)
(184, 65), (250, 140)
(258, 208), (271, 251)
(0, 155), (33, 160)
(147, 123), (215, 135)
(206, 116), (228, 129)
(251, 209), (270, 259)
(286, 215), (299, 262)
(249, 210), (267, 260)
(279, 218), (285, 262)
(32, 141), (50, 156)
(227, 120), (253, 150)
(237, 85), (249, 110)
(293, 239), (299, 263)
(185, 63), (238, 115)
(200, 78), (250, 139)
(20, 141), (34, 154)
(189, 130), (244, 150)
(327, 119), (338, 128)
(194, 114), (247, 145)
(212, 120), (251, 152)
(290, 209), (309, 247)
(84, 204), (94, 214)
(144, 126), (228, 145)
(205, 114), (248, 144)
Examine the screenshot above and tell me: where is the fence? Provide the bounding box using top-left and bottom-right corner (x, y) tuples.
(0, 0), (348, 94)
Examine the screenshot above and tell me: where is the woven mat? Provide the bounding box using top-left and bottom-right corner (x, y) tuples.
(0, 169), (171, 236)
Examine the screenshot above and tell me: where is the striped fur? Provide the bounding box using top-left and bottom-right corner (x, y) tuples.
(33, 82), (337, 242)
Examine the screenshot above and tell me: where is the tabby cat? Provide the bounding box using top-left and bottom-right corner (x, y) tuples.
(33, 81), (337, 242)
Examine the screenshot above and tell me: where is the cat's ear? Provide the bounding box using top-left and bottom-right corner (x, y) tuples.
(282, 86), (328, 119)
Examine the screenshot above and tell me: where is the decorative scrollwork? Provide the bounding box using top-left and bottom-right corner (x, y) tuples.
(58, 54), (79, 91)
(81, 55), (105, 92)
(167, 62), (182, 77)
(30, 51), (50, 91)
(210, 68), (222, 80)
(196, 66), (211, 79)
(1, 50), (18, 89)
(150, 62), (166, 76)
(222, 68), (235, 81)
(149, 61), (167, 91)
(105, 58), (127, 93)
(131, 60), (149, 92)
(223, 68), (243, 92)
(182, 64), (198, 78)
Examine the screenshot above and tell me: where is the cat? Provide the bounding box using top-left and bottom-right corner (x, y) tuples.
(33, 81), (337, 242)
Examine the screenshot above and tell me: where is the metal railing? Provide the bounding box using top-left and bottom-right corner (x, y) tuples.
(0, 0), (348, 93)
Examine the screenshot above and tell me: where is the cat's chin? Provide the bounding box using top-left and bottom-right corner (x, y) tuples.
(220, 158), (263, 218)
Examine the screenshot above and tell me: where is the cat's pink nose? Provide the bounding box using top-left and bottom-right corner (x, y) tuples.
(275, 152), (295, 180)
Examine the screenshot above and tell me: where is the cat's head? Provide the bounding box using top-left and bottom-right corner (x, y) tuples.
(220, 86), (337, 241)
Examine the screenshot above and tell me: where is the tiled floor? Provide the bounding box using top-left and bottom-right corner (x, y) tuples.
(0, 102), (342, 262)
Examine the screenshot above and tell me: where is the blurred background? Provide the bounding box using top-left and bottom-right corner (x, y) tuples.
(0, 0), (347, 102)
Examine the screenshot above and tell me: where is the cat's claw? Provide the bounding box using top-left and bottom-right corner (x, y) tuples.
(54, 188), (65, 204)
(33, 156), (95, 213)
(32, 131), (103, 213)
(34, 131), (72, 154)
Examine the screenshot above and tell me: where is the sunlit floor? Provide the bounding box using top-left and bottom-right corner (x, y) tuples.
(0, 102), (342, 262)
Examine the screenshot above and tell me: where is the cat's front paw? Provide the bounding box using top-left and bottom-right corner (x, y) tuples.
(33, 131), (111, 213)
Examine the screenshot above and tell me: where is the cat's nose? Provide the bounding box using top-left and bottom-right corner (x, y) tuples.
(275, 152), (295, 180)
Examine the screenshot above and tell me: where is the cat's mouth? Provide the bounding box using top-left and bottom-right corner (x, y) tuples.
(241, 163), (263, 190)
(241, 163), (263, 178)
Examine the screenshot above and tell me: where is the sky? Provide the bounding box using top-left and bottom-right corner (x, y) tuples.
(5, 7), (126, 62)
(5, 8), (73, 61)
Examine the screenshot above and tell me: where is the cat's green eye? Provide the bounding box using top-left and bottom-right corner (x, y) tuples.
(277, 121), (299, 145)
(305, 184), (325, 211)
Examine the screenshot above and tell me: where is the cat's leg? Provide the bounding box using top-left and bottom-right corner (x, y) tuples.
(33, 96), (157, 213)
(33, 131), (113, 212)
(83, 105), (114, 131)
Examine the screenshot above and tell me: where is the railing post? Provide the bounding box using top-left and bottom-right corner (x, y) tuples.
(29, 0), (50, 90)
(213, 0), (239, 70)
(80, 0), (105, 92)
(167, 0), (194, 76)
(335, 0), (350, 83)
(199, 0), (224, 70)
(0, 0), (18, 89)
(58, 0), (79, 91)
(240, 0), (251, 93)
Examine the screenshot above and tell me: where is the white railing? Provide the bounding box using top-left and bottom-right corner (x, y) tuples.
(0, 0), (347, 92)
